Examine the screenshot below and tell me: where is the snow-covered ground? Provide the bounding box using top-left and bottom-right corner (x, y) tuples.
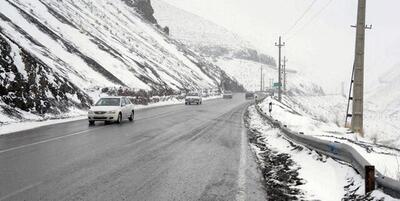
(364, 64), (400, 147)
(258, 96), (400, 181)
(291, 94), (400, 149)
(0, 95), (221, 136)
(0, 115), (86, 136)
(246, 105), (396, 200)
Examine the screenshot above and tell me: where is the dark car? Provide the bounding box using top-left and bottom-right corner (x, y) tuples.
(223, 91), (233, 99)
(245, 92), (255, 100)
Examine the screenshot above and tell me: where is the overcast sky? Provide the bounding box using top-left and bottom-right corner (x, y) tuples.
(163, 0), (400, 93)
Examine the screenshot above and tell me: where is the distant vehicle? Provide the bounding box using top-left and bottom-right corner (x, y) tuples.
(185, 92), (202, 105)
(245, 92), (255, 100)
(223, 91), (233, 99)
(88, 96), (134, 125)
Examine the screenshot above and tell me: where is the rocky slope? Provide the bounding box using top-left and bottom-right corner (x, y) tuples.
(0, 34), (92, 118)
(0, 0), (243, 123)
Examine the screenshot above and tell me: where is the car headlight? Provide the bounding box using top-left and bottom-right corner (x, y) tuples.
(88, 111), (94, 114)
(107, 111), (117, 114)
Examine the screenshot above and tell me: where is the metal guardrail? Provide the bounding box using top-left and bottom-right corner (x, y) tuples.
(255, 104), (400, 198)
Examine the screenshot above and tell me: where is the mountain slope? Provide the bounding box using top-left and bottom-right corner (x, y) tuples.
(0, 0), (243, 123)
(152, 0), (249, 52)
(153, 0), (322, 95)
(152, 0), (276, 67)
(0, 0), (218, 90)
(0, 33), (92, 117)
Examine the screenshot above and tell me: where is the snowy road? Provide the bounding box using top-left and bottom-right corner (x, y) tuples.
(0, 95), (265, 201)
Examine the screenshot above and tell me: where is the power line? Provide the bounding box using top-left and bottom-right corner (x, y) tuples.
(287, 0), (334, 41)
(283, 0), (317, 36)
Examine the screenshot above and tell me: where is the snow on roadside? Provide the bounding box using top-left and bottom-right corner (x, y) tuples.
(293, 95), (400, 149)
(0, 116), (87, 136)
(0, 107), (87, 135)
(246, 105), (398, 201)
(0, 95), (222, 135)
(258, 96), (400, 182)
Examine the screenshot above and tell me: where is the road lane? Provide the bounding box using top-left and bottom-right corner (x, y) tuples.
(0, 95), (265, 201)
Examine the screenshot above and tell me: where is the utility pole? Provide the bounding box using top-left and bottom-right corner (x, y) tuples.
(263, 74), (265, 91)
(263, 73), (266, 91)
(275, 36), (285, 102)
(282, 57), (288, 92)
(350, 0), (371, 136)
(260, 66), (263, 91)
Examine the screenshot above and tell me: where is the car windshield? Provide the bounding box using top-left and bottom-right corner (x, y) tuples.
(187, 93), (199, 96)
(224, 91), (232, 94)
(95, 98), (120, 106)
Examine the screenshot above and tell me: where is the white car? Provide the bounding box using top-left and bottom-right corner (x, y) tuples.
(88, 96), (134, 125)
(223, 91), (233, 99)
(185, 92), (202, 105)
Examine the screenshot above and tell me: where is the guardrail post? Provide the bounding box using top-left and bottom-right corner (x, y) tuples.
(365, 165), (375, 194)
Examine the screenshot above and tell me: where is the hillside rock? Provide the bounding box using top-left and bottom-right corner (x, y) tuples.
(122, 0), (158, 24)
(0, 33), (92, 116)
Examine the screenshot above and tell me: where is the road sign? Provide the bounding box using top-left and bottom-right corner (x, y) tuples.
(273, 82), (282, 87)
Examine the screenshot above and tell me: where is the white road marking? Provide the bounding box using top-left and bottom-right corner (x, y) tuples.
(0, 181), (42, 201)
(236, 109), (247, 201)
(0, 127), (103, 155)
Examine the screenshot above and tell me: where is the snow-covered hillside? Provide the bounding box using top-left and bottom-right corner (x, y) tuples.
(368, 63), (400, 114)
(214, 59), (274, 92)
(284, 93), (400, 149)
(153, 0), (276, 66)
(153, 0), (323, 95)
(0, 0), (243, 123)
(152, 0), (249, 52)
(362, 63), (400, 147)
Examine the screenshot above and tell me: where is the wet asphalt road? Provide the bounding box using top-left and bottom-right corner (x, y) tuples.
(0, 94), (265, 201)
